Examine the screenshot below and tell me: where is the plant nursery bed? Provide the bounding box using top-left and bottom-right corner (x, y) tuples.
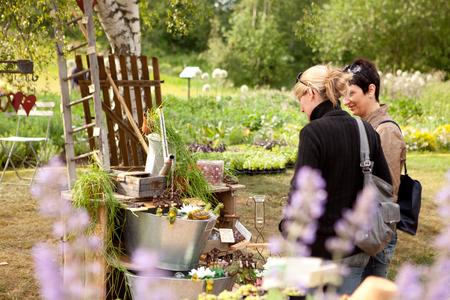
(235, 168), (286, 175)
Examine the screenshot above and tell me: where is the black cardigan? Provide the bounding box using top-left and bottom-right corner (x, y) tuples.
(284, 100), (392, 259)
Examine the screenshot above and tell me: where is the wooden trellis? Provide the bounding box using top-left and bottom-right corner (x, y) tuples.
(75, 54), (163, 167)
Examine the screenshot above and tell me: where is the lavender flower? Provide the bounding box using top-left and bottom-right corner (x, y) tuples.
(326, 185), (377, 257)
(395, 264), (424, 300)
(31, 157), (102, 300)
(270, 166), (327, 256)
(131, 248), (172, 300)
(423, 258), (450, 300)
(32, 244), (63, 300)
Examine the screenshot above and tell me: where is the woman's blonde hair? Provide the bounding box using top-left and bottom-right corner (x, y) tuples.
(294, 65), (351, 106)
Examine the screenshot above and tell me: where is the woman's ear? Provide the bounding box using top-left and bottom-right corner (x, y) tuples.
(368, 84), (377, 97)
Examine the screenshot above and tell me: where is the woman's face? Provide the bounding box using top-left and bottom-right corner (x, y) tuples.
(343, 84), (373, 118)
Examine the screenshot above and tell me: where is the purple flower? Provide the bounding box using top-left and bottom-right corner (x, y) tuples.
(268, 236), (283, 254)
(424, 258), (450, 300)
(326, 185), (377, 257)
(279, 166), (327, 256)
(395, 264), (424, 300)
(131, 248), (173, 300)
(32, 244), (63, 300)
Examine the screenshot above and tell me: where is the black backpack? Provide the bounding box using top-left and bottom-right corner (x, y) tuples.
(378, 120), (422, 235)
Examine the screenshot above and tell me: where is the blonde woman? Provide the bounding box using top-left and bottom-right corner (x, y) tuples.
(280, 65), (392, 294)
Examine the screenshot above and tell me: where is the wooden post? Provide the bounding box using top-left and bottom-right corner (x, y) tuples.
(52, 1), (76, 188)
(85, 0), (111, 171)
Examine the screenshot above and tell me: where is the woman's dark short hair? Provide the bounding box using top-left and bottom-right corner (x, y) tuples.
(343, 58), (380, 101)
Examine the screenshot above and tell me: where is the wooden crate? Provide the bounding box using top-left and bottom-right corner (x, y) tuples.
(113, 171), (166, 198)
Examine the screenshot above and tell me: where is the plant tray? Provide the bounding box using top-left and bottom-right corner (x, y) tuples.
(113, 171), (166, 198)
(234, 168), (286, 175)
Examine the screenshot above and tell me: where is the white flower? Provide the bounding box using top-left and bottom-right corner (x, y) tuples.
(202, 84), (211, 92)
(179, 204), (202, 215)
(201, 72), (209, 80)
(240, 85), (249, 93)
(212, 68), (222, 79)
(220, 69), (228, 79)
(189, 267), (215, 279)
(396, 69), (402, 76)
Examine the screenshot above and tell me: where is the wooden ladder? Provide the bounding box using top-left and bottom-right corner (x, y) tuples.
(52, 0), (110, 188)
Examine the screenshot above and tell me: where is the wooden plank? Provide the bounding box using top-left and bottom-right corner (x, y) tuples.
(75, 55), (96, 151)
(130, 56), (145, 166)
(97, 56), (118, 166)
(102, 103), (141, 145)
(54, 8), (76, 187)
(105, 69), (149, 154)
(152, 57), (163, 107)
(130, 56), (143, 126)
(139, 56), (152, 111)
(119, 55), (139, 166)
(85, 1), (111, 172)
(108, 55), (129, 166)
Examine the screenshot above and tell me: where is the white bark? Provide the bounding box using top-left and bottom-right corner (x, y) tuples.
(95, 0), (141, 55)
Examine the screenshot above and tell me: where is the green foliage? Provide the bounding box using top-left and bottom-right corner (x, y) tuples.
(149, 110), (217, 205)
(299, 0), (450, 72)
(216, 0), (290, 87)
(383, 97), (423, 124)
(71, 165), (127, 298)
(0, 96), (64, 167)
(140, 0), (214, 54)
(0, 0), (78, 78)
(162, 90), (305, 146)
(193, 144), (296, 172)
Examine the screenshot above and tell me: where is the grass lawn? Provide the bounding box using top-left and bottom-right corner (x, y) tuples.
(0, 152), (448, 298)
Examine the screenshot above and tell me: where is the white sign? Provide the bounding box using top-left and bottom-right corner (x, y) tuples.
(219, 228), (235, 243)
(179, 66), (201, 79)
(235, 220), (252, 241)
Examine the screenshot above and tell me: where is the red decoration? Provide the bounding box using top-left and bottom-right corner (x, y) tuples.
(22, 94), (37, 116)
(12, 92), (24, 112)
(75, 0), (97, 13)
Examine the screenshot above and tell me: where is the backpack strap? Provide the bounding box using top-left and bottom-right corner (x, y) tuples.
(356, 118), (373, 174)
(377, 119), (408, 175)
(378, 119), (402, 134)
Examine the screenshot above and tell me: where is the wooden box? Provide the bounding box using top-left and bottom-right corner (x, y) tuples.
(113, 171), (166, 198)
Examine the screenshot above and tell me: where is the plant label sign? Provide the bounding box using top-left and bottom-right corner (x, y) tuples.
(235, 220), (252, 241)
(219, 228), (235, 243)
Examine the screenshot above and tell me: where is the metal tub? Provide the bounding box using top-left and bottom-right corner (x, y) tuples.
(125, 272), (235, 300)
(124, 209), (217, 271)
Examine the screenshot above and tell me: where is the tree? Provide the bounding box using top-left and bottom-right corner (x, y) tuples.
(95, 0), (141, 55)
(217, 0), (290, 87)
(299, 0), (450, 72)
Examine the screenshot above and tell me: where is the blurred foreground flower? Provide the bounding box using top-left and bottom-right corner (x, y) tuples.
(31, 157), (102, 300)
(270, 166), (327, 256)
(326, 186), (377, 257)
(395, 170), (450, 300)
(131, 248), (173, 300)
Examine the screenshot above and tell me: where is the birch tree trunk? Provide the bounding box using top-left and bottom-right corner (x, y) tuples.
(95, 0), (141, 55)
